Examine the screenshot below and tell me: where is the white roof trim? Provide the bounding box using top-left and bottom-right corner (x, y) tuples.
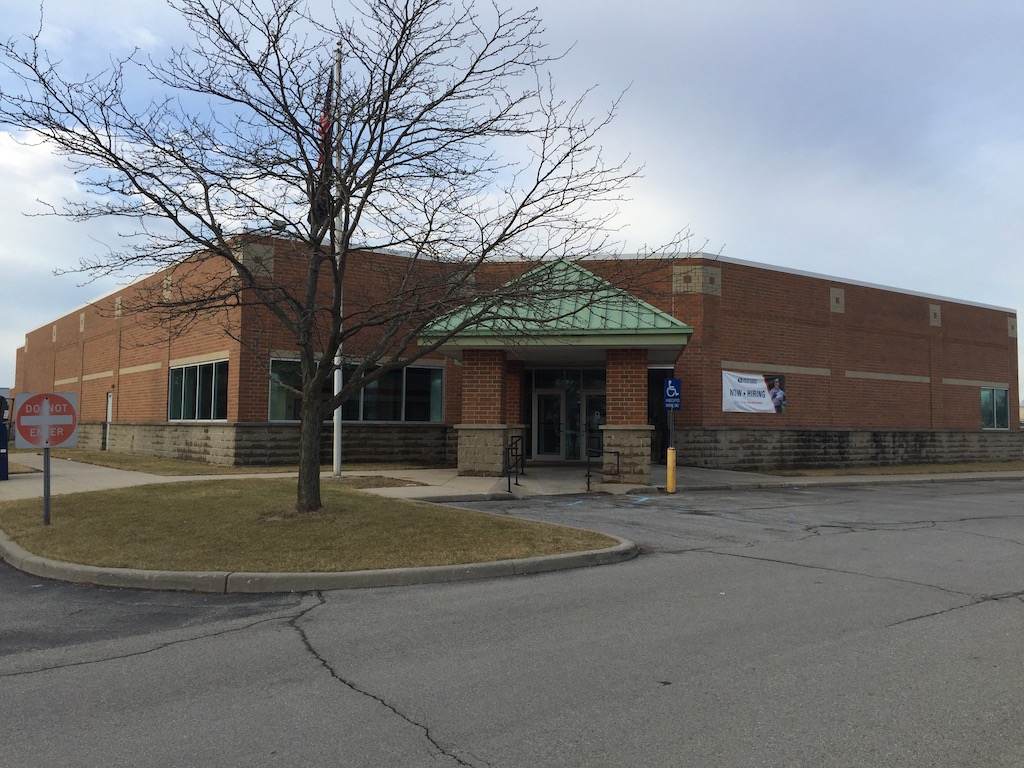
(686, 253), (1016, 314)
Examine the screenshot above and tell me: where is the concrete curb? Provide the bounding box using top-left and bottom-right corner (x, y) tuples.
(398, 472), (1024, 503)
(0, 529), (637, 594)
(0, 531), (232, 592)
(671, 472), (1024, 494)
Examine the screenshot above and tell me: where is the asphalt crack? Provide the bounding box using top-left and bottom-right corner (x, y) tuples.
(932, 526), (1024, 547)
(886, 590), (1024, 627)
(1, 607), (308, 678)
(289, 592), (480, 768)
(803, 522), (938, 535)
(799, 517), (1024, 548)
(693, 548), (975, 599)
(691, 548), (1024, 627)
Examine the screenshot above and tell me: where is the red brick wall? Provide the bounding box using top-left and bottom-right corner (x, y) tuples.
(460, 349), (506, 424)
(12, 241), (458, 426)
(444, 357), (463, 425)
(504, 360), (524, 424)
(230, 243), (460, 422)
(606, 348), (648, 425)
(671, 258), (1019, 432)
(14, 261), (243, 425)
(13, 246), (1018, 439)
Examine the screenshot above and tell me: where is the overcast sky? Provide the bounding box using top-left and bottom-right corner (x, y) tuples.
(1, 0), (1022, 390)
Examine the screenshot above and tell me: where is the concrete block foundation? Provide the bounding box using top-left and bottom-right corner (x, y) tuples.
(600, 424), (654, 484)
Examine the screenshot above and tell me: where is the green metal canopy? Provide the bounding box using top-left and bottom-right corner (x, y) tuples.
(419, 259), (693, 364)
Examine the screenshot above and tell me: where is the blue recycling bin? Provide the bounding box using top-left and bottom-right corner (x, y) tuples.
(0, 422), (8, 481)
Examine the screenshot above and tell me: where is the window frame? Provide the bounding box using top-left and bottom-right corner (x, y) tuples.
(168, 359), (229, 422)
(980, 386), (1010, 430)
(267, 359), (444, 424)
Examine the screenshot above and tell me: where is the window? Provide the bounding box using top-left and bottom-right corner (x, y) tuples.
(362, 368), (404, 421)
(404, 367), (444, 422)
(169, 360), (228, 420)
(981, 387), (1009, 430)
(268, 360), (308, 421)
(268, 360), (443, 423)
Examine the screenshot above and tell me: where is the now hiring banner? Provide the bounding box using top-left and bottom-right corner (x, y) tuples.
(722, 371), (787, 414)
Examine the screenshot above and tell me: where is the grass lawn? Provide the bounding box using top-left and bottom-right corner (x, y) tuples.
(0, 477), (617, 573)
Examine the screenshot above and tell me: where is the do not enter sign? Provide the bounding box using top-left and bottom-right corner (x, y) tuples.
(14, 392), (79, 449)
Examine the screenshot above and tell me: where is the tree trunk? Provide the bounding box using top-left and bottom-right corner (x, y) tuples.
(296, 386), (324, 513)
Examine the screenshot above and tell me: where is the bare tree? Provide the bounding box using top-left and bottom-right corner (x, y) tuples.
(0, 0), (663, 512)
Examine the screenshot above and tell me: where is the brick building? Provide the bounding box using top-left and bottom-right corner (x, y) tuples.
(13, 240), (1021, 483)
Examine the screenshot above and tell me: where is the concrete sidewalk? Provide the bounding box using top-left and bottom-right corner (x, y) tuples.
(3, 453), (1023, 594)
(0, 453), (733, 502)
(5, 452), (1024, 503)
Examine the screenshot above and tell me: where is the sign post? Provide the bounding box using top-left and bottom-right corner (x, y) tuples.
(14, 392), (79, 525)
(663, 378), (681, 493)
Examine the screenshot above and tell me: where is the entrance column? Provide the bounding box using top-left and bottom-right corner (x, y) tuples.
(601, 348), (654, 484)
(504, 359), (526, 469)
(504, 359), (525, 424)
(456, 349), (514, 476)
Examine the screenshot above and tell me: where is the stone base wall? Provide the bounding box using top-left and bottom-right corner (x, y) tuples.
(74, 422), (457, 466)
(456, 424), (523, 477)
(600, 425), (654, 484)
(676, 428), (1024, 470)
(58, 423), (1024, 472)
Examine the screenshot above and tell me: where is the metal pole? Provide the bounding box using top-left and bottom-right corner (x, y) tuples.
(332, 39), (344, 477)
(43, 447), (51, 525)
(666, 407), (676, 493)
(670, 406), (675, 456)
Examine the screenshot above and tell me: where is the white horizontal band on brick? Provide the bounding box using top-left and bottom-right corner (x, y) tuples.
(119, 362), (163, 375)
(82, 370), (114, 381)
(943, 378), (1010, 389)
(721, 361), (831, 377)
(169, 350), (231, 367)
(53, 377), (79, 386)
(845, 371), (930, 383)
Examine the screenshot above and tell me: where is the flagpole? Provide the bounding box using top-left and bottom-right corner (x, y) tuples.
(332, 39), (344, 477)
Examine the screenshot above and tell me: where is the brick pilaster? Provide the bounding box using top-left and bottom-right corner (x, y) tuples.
(460, 349), (507, 425)
(606, 348), (649, 425)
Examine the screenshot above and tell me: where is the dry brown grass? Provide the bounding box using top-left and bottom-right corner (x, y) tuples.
(0, 477), (616, 572)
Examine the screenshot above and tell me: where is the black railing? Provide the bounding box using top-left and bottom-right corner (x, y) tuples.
(505, 435), (525, 492)
(585, 448), (620, 491)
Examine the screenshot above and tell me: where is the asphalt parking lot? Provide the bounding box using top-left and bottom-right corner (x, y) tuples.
(3, 479), (1024, 767)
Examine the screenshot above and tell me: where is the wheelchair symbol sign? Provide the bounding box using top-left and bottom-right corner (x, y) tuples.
(664, 378), (681, 411)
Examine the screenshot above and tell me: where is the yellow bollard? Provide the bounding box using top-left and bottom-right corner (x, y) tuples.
(666, 446), (677, 493)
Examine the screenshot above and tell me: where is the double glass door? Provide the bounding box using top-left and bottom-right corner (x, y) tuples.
(534, 390), (606, 461)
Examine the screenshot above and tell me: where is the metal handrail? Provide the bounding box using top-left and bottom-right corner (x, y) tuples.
(505, 435), (525, 492)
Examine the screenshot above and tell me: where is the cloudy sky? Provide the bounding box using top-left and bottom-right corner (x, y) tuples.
(1, 0), (1022, 389)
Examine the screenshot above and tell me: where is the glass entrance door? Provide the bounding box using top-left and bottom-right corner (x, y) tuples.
(534, 390), (606, 460)
(583, 393), (606, 458)
(535, 391), (563, 458)
(527, 370), (607, 461)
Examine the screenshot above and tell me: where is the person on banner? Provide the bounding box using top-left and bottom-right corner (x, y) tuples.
(769, 377), (786, 413)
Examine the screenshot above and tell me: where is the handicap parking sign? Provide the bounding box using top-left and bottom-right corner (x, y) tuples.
(664, 378), (681, 411)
